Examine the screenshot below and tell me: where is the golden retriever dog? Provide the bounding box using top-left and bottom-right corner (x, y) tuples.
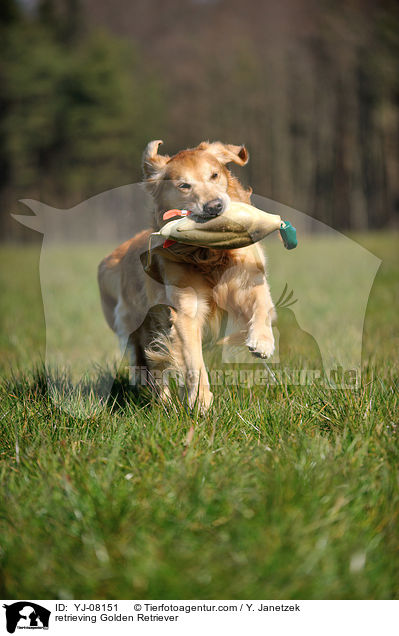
(98, 140), (275, 411)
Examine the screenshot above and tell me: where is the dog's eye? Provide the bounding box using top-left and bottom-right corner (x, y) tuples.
(210, 172), (219, 180)
(178, 182), (191, 190)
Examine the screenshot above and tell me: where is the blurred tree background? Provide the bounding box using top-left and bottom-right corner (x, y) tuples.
(1, 0), (398, 239)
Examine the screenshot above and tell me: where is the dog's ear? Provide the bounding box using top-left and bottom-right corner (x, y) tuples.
(198, 141), (249, 166)
(142, 140), (170, 184)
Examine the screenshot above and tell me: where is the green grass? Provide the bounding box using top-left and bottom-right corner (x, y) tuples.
(0, 233), (398, 599)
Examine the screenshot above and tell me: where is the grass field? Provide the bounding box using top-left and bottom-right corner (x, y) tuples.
(0, 233), (398, 599)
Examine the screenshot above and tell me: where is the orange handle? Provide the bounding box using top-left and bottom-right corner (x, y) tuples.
(163, 209), (191, 220)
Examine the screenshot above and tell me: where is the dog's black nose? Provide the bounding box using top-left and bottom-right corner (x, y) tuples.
(203, 198), (224, 217)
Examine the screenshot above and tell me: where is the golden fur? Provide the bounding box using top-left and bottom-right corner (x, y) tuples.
(98, 140), (275, 411)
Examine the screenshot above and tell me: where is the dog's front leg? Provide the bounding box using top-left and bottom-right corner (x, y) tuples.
(168, 287), (213, 412)
(214, 250), (276, 359)
(245, 279), (276, 359)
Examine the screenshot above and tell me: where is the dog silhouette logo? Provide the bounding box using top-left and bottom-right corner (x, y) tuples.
(2, 602), (50, 633)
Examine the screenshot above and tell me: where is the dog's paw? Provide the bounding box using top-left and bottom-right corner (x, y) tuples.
(246, 330), (275, 359)
(188, 387), (214, 413)
(199, 391), (214, 414)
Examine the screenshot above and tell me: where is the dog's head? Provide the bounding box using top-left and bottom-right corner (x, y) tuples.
(142, 140), (250, 227)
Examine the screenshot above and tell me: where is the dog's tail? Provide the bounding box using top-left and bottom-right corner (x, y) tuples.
(145, 332), (179, 369)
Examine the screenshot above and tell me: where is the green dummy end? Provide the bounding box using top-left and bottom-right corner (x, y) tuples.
(280, 221), (298, 250)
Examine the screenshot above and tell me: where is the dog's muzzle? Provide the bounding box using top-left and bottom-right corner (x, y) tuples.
(202, 198), (224, 218)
